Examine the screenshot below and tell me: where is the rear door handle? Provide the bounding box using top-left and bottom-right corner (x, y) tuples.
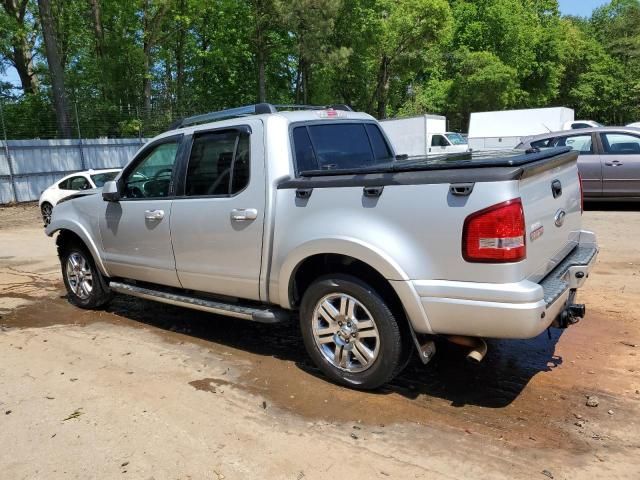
(144, 209), (164, 220)
(605, 160), (623, 166)
(230, 208), (258, 221)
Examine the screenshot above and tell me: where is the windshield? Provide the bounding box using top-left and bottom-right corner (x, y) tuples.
(90, 171), (119, 187)
(445, 133), (467, 145)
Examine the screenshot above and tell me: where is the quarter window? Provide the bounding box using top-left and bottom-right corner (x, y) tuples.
(600, 133), (640, 154)
(530, 138), (554, 149)
(184, 131), (250, 196)
(554, 134), (593, 154)
(122, 141), (179, 198)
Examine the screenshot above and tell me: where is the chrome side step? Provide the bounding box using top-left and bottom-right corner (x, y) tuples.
(109, 281), (287, 324)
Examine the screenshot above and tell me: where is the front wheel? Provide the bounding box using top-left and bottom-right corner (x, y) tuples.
(60, 243), (112, 309)
(299, 275), (405, 390)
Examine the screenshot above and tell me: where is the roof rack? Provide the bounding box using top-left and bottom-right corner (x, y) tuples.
(167, 103), (353, 130)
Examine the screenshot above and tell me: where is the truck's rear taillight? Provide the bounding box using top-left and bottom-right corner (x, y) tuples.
(462, 198), (526, 263)
(578, 172), (584, 214)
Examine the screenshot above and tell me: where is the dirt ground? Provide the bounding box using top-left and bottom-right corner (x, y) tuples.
(1, 202), (639, 479)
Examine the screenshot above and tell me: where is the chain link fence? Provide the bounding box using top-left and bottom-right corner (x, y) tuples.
(0, 101), (197, 204)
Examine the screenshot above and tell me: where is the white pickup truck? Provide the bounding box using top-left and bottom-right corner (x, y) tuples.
(46, 104), (598, 390)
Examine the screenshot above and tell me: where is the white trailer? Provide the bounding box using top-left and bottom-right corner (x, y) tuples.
(468, 107), (575, 151)
(380, 115), (468, 157)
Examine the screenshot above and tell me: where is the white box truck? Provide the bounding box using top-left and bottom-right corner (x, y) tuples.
(468, 107), (575, 151)
(380, 115), (468, 157)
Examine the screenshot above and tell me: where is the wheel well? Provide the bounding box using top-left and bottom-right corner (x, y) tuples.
(55, 229), (89, 258)
(290, 254), (404, 316)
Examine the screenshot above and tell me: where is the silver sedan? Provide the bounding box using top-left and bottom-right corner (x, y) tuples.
(517, 127), (640, 200)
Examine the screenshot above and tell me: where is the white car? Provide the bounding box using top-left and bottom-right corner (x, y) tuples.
(563, 120), (602, 130)
(39, 169), (120, 226)
(627, 122), (640, 129)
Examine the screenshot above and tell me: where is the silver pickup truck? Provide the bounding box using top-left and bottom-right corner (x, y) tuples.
(46, 104), (598, 390)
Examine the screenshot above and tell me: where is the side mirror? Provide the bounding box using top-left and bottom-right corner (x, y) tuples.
(102, 180), (121, 202)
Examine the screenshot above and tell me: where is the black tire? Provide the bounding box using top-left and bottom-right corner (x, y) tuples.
(41, 202), (53, 227)
(59, 241), (113, 309)
(299, 274), (406, 390)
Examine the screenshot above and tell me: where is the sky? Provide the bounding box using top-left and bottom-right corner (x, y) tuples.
(558, 0), (609, 17)
(0, 1), (613, 90)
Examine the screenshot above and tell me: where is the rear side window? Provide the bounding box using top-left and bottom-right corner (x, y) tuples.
(292, 122), (392, 174)
(61, 176), (90, 191)
(185, 131), (250, 196)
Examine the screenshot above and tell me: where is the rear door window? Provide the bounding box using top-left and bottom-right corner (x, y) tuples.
(67, 176), (91, 190)
(292, 122), (392, 174)
(600, 132), (640, 154)
(184, 131), (250, 196)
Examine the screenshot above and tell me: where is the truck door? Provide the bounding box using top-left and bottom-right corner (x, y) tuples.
(99, 136), (183, 287)
(429, 134), (448, 155)
(170, 122), (265, 301)
(598, 131), (640, 197)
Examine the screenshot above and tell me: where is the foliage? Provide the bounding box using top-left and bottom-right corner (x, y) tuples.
(0, 0), (638, 138)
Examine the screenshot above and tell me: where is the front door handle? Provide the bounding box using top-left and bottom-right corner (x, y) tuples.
(605, 160), (623, 166)
(144, 209), (164, 220)
(230, 208), (258, 222)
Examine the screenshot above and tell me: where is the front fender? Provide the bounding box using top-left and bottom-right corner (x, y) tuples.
(46, 217), (110, 277)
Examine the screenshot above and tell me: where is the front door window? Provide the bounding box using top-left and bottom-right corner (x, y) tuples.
(122, 142), (179, 199)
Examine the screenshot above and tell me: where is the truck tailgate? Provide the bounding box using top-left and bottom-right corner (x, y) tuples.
(518, 158), (582, 282)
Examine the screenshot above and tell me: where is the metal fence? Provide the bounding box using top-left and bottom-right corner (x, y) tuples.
(0, 138), (147, 204)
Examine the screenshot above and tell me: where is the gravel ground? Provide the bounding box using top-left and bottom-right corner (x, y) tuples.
(1, 202), (639, 479)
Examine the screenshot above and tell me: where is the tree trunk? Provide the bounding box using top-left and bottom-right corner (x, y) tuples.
(12, 39), (38, 94)
(256, 32), (266, 102)
(87, 0), (104, 58)
(375, 56), (390, 119)
(143, 40), (152, 112)
(38, 0), (72, 137)
(2, 0), (39, 94)
(141, 0), (171, 114)
(175, 0), (186, 111)
(294, 55), (303, 104)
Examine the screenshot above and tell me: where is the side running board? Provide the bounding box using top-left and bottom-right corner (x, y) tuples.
(109, 281), (288, 324)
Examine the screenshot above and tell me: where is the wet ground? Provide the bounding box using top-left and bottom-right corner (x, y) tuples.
(1, 203), (639, 479)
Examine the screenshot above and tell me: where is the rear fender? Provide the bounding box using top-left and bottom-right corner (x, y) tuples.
(274, 237), (433, 333)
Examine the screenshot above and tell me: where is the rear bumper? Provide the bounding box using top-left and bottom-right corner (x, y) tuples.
(411, 230), (598, 339)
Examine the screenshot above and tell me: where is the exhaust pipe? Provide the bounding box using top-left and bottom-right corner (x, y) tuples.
(446, 335), (488, 363)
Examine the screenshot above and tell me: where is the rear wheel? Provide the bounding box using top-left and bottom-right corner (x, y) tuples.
(41, 202), (53, 227)
(60, 243), (112, 309)
(299, 274), (405, 390)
